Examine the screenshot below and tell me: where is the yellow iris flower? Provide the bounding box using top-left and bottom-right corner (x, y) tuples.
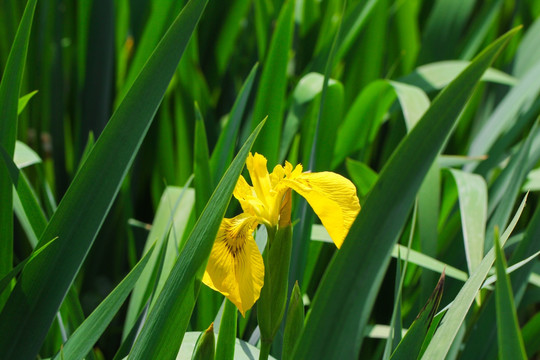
(203, 153), (360, 315)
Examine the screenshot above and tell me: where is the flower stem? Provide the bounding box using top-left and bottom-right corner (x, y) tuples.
(259, 340), (272, 360)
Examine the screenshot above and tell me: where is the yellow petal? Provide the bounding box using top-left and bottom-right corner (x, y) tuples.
(246, 153), (272, 207)
(202, 214), (264, 316)
(284, 172), (360, 248)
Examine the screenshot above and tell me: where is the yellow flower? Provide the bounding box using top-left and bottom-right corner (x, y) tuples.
(203, 153), (360, 315)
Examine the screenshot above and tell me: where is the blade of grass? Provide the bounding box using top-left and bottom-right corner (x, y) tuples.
(292, 28), (519, 360)
(127, 120), (265, 360)
(0, 1), (208, 358)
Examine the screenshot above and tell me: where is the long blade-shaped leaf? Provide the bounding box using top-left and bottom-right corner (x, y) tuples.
(292, 28), (519, 360)
(52, 243), (157, 360)
(494, 233), (527, 360)
(127, 120), (265, 360)
(0, 1), (208, 358)
(0, 0), (37, 301)
(421, 194), (527, 359)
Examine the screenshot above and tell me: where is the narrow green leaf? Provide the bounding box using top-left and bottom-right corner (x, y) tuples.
(194, 106), (213, 216)
(210, 63), (258, 183)
(0, 1), (208, 358)
(251, 0), (295, 165)
(52, 243), (157, 360)
(0, 0), (37, 305)
(0, 237), (57, 296)
(17, 90), (38, 115)
(448, 169), (487, 276)
(215, 300), (237, 360)
(123, 186), (195, 337)
(390, 273), (445, 360)
(399, 61), (517, 92)
(0, 143), (47, 242)
(13, 141), (41, 169)
(191, 324), (215, 360)
(421, 194), (527, 359)
(522, 311), (540, 357)
(292, 28), (519, 360)
(127, 120), (265, 360)
(178, 332), (275, 359)
(282, 281), (304, 360)
(494, 232), (527, 360)
(345, 159), (378, 198)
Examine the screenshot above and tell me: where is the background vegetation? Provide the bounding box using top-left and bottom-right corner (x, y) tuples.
(1, 0), (540, 359)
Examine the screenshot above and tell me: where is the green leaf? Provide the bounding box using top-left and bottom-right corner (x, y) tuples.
(215, 300), (237, 360)
(0, 0), (37, 304)
(522, 311), (540, 357)
(0, 143), (47, 243)
(447, 169), (487, 276)
(210, 63), (258, 183)
(292, 28), (519, 360)
(390, 273), (445, 360)
(494, 232), (527, 360)
(123, 185), (195, 337)
(282, 281), (304, 360)
(191, 324), (215, 360)
(52, 243), (157, 360)
(345, 159), (378, 198)
(0, 1), (208, 358)
(13, 141), (41, 169)
(194, 106), (213, 216)
(127, 120), (264, 360)
(0, 237), (57, 296)
(17, 90), (38, 115)
(399, 61), (517, 92)
(251, 0), (295, 165)
(178, 332), (276, 360)
(421, 194), (527, 359)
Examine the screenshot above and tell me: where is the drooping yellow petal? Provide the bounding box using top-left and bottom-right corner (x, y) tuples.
(203, 214), (264, 316)
(284, 172), (360, 248)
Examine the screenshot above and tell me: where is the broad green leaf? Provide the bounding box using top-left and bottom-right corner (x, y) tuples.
(0, 1), (208, 358)
(292, 28), (518, 360)
(494, 233), (527, 360)
(52, 243), (157, 360)
(127, 120), (264, 360)
(421, 194), (527, 360)
(390, 273), (444, 360)
(251, 0), (295, 165)
(0, 0), (37, 304)
(17, 90), (38, 115)
(13, 141), (41, 169)
(447, 169), (487, 276)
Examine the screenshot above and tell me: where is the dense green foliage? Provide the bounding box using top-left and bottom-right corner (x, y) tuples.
(1, 0), (540, 359)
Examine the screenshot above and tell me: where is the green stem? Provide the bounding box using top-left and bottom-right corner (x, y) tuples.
(259, 340), (272, 360)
